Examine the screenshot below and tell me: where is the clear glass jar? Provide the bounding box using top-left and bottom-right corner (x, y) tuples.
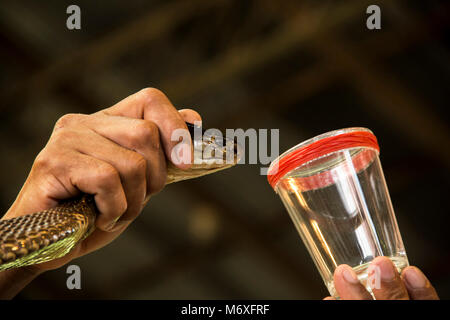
(267, 128), (408, 298)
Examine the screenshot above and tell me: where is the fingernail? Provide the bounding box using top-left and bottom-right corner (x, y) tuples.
(106, 222), (116, 231)
(371, 257), (396, 282)
(342, 266), (360, 284)
(106, 216), (121, 232)
(404, 268), (427, 289)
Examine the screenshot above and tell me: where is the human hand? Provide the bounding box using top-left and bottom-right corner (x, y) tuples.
(324, 256), (439, 300)
(2, 88), (201, 272)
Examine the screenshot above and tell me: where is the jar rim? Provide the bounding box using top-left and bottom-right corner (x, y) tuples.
(267, 127), (379, 189)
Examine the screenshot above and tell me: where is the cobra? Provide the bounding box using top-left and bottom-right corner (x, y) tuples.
(0, 123), (241, 270)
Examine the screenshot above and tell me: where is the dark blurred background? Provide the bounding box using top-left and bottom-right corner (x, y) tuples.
(0, 0), (449, 299)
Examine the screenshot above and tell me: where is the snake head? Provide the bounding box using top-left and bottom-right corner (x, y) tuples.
(165, 123), (243, 184)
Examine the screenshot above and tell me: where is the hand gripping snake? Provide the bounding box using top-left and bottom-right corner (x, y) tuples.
(0, 123), (241, 271)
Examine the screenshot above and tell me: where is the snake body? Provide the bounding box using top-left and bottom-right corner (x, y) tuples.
(0, 123), (240, 270)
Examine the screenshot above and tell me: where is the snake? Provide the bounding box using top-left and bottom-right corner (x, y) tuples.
(0, 123), (241, 271)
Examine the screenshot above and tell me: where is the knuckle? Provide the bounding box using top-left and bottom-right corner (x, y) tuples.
(32, 147), (69, 177)
(54, 113), (85, 130)
(132, 120), (160, 150)
(124, 152), (147, 178)
(136, 87), (166, 107)
(33, 150), (52, 171)
(96, 163), (120, 187)
(138, 87), (165, 100)
(50, 127), (76, 144)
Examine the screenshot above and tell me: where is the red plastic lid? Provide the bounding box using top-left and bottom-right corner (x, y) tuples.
(267, 128), (380, 190)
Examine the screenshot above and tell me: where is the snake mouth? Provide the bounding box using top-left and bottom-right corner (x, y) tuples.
(193, 136), (242, 165)
(165, 132), (241, 184)
(187, 122), (243, 166)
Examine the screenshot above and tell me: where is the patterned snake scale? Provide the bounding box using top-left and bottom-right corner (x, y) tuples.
(0, 123), (241, 270)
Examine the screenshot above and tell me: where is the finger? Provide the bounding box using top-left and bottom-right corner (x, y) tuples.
(102, 88), (192, 169)
(178, 108), (202, 125)
(80, 114), (167, 195)
(401, 266), (439, 300)
(334, 264), (373, 300)
(39, 150), (128, 232)
(64, 128), (147, 228)
(323, 296), (336, 300)
(368, 256), (410, 300)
